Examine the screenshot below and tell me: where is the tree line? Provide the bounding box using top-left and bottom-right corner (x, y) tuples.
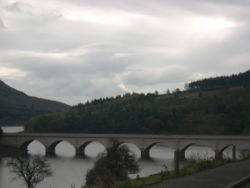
(186, 70), (250, 91)
(25, 85), (250, 135)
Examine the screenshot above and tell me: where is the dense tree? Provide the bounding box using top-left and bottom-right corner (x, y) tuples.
(7, 155), (52, 188)
(0, 127), (3, 136)
(85, 141), (139, 188)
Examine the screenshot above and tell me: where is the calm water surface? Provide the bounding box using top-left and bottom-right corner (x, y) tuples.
(0, 127), (239, 188)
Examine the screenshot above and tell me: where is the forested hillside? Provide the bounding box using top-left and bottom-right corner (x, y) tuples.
(25, 70), (250, 135)
(0, 80), (69, 126)
(186, 70), (250, 90)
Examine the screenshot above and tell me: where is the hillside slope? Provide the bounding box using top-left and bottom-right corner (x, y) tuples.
(25, 70), (250, 135)
(0, 80), (69, 126)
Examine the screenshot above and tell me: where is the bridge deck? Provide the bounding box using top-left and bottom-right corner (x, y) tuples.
(3, 133), (250, 140)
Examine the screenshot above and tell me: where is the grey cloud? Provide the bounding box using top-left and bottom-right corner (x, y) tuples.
(182, 25), (250, 75)
(0, 0), (250, 104)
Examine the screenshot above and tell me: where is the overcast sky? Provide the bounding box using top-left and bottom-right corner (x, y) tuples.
(0, 0), (249, 105)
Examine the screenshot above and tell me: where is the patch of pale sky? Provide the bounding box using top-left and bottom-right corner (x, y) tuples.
(112, 53), (132, 59)
(191, 16), (237, 39)
(0, 66), (27, 78)
(62, 8), (131, 26)
(118, 83), (132, 93)
(0, 47), (91, 60)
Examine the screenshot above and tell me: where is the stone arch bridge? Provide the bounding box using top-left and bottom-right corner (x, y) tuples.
(1, 133), (250, 160)
(2, 133), (250, 173)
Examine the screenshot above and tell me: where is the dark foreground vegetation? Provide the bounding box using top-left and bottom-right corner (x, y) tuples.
(25, 69), (250, 135)
(0, 80), (69, 126)
(83, 156), (234, 188)
(83, 141), (226, 188)
(85, 141), (139, 188)
(100, 151), (250, 188)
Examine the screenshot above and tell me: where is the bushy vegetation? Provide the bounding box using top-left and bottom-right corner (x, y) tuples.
(25, 70), (250, 135)
(0, 80), (69, 126)
(180, 158), (226, 176)
(85, 141), (139, 188)
(84, 158), (227, 188)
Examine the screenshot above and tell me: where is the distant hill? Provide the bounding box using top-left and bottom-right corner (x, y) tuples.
(25, 70), (250, 135)
(0, 80), (69, 126)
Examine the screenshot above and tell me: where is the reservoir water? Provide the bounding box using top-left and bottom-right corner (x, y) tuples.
(0, 126), (239, 188)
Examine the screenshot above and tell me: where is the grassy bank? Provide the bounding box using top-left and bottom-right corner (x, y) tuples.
(83, 159), (228, 188)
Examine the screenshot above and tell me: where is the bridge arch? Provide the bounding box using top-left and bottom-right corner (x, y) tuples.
(20, 139), (46, 155)
(77, 141), (106, 158)
(179, 143), (196, 160)
(180, 143), (215, 160)
(217, 144), (236, 160)
(141, 142), (177, 160)
(141, 142), (159, 159)
(46, 140), (76, 156)
(119, 142), (141, 159)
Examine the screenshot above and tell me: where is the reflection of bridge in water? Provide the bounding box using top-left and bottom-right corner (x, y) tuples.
(1, 133), (250, 172)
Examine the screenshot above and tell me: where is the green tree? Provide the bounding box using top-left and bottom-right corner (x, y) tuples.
(7, 155), (52, 188)
(85, 141), (139, 188)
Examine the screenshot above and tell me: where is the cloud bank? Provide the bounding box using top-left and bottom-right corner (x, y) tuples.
(0, 0), (249, 104)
